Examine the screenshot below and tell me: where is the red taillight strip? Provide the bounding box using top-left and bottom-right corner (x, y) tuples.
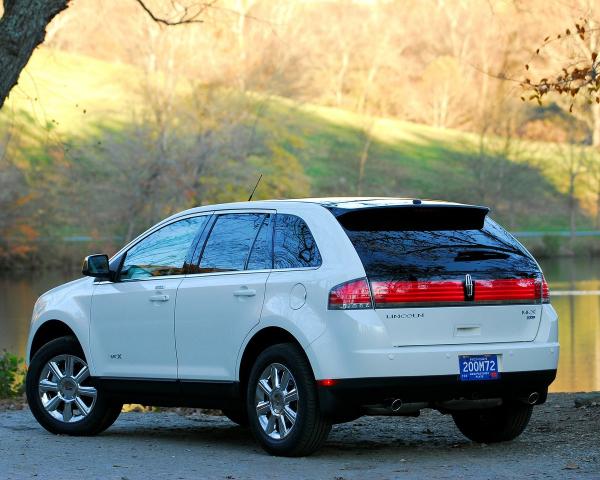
(369, 278), (547, 306)
(474, 278), (539, 302)
(371, 280), (464, 304)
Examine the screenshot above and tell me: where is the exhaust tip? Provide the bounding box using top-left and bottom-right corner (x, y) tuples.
(528, 392), (539, 405)
(391, 399), (403, 412)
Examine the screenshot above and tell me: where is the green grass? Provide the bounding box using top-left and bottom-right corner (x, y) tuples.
(2, 47), (597, 232)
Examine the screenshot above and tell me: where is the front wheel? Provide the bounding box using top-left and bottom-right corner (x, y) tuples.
(452, 402), (533, 443)
(26, 336), (122, 436)
(246, 343), (331, 456)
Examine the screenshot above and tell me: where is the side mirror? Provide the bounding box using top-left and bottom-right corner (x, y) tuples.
(82, 254), (111, 279)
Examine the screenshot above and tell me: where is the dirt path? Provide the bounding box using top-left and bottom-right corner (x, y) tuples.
(1, 393), (598, 479)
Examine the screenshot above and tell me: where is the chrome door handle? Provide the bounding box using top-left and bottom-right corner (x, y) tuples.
(233, 288), (256, 297)
(149, 294), (170, 302)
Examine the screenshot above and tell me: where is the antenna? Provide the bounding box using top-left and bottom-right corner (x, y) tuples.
(247, 174), (263, 201)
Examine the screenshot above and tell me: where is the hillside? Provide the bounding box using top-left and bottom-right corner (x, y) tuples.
(1, 47), (596, 236)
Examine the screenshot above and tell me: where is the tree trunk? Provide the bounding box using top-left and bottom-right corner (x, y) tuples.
(0, 0), (69, 109)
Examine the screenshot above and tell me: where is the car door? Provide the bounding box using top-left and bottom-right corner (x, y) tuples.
(175, 211), (273, 381)
(90, 214), (211, 379)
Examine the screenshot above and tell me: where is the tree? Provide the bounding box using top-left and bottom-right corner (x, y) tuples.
(0, 0), (210, 109)
(0, 0), (69, 109)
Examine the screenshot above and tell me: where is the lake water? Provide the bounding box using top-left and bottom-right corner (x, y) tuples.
(1, 257), (599, 393)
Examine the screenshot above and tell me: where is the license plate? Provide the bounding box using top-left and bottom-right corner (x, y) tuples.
(459, 354), (500, 381)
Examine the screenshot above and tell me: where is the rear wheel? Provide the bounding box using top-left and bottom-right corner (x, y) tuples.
(26, 336), (123, 436)
(452, 402), (533, 443)
(246, 343), (331, 456)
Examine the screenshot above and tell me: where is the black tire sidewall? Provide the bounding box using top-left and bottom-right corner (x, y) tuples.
(26, 336), (120, 436)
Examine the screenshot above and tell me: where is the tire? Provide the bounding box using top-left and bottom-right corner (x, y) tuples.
(452, 402), (533, 443)
(246, 343), (331, 457)
(26, 336), (123, 436)
(222, 407), (249, 427)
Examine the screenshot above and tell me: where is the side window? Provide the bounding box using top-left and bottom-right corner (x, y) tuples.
(199, 213), (266, 273)
(274, 214), (322, 269)
(120, 216), (210, 280)
(247, 215), (273, 270)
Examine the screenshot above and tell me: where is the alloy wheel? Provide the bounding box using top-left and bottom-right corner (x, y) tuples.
(38, 354), (97, 423)
(255, 362), (299, 440)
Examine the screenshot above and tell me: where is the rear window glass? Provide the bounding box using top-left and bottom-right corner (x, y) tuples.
(340, 213), (538, 281)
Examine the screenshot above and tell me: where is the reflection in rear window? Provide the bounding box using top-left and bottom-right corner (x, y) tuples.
(341, 214), (538, 281)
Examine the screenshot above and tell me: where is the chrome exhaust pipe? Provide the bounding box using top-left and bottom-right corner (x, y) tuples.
(527, 392), (539, 405)
(391, 399), (403, 412)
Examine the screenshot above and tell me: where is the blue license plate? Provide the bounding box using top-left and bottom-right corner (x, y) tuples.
(459, 354), (500, 381)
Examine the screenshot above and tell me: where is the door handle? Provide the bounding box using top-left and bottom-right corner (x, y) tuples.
(233, 288), (256, 297)
(149, 294), (170, 302)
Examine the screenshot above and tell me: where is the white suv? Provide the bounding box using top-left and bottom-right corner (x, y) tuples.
(25, 198), (559, 456)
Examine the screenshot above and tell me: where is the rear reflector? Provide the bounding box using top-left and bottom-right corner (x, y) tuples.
(328, 278), (372, 310)
(317, 379), (337, 387)
(371, 280), (464, 306)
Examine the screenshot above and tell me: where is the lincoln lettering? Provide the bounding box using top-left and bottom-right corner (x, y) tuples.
(386, 313), (425, 319)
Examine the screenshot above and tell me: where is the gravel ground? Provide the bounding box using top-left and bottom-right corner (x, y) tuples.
(0, 393), (599, 480)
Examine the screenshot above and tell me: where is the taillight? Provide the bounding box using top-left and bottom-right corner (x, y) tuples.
(474, 278), (539, 302)
(541, 277), (550, 303)
(371, 280), (464, 306)
(328, 278), (372, 310)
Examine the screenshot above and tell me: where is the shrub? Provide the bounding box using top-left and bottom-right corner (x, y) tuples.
(0, 351), (25, 398)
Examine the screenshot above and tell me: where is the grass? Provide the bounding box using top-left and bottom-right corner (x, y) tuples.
(2, 46), (598, 232)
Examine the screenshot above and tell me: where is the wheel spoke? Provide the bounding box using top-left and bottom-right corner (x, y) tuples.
(256, 400), (270, 416)
(64, 356), (75, 377)
(44, 395), (62, 412)
(277, 415), (288, 437)
(62, 402), (73, 422)
(283, 406), (297, 424)
(258, 379), (272, 396)
(74, 366), (90, 384)
(48, 361), (64, 380)
(39, 379), (58, 393)
(270, 365), (280, 389)
(77, 386), (97, 399)
(284, 389), (298, 404)
(280, 370), (291, 390)
(75, 397), (90, 416)
(266, 415), (277, 434)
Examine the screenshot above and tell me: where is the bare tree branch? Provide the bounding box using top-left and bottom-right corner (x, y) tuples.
(134, 0), (216, 26)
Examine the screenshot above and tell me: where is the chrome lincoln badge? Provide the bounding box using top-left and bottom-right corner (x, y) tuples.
(465, 274), (474, 299)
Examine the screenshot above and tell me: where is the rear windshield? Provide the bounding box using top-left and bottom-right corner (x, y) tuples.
(338, 211), (539, 281)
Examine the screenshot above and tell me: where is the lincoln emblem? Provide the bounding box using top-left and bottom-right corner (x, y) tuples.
(465, 274), (474, 300)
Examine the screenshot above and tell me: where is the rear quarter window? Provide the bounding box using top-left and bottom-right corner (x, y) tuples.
(274, 214), (322, 269)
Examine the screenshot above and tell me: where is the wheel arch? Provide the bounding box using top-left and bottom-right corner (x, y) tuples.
(237, 327), (315, 396)
(29, 320), (82, 363)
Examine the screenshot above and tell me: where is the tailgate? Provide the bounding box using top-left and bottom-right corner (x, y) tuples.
(378, 304), (541, 346)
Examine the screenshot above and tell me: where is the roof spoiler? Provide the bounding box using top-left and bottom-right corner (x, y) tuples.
(331, 204), (490, 231)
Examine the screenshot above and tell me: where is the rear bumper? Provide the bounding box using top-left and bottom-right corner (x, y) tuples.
(317, 369), (557, 417)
